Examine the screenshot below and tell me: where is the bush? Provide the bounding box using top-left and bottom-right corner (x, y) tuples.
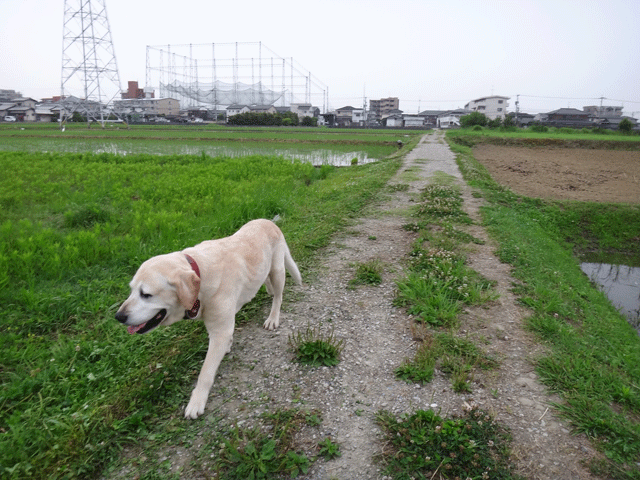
(619, 118), (633, 133)
(529, 122), (548, 133)
(300, 116), (318, 127)
(460, 111), (488, 128)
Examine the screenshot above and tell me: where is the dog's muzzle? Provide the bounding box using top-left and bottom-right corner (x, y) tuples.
(116, 309), (167, 335)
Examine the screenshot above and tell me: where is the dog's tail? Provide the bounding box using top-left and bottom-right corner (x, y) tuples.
(284, 246), (302, 286)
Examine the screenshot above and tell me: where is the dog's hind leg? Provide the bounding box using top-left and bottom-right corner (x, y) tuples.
(263, 266), (285, 330)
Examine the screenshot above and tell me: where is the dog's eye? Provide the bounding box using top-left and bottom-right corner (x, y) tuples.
(140, 290), (153, 299)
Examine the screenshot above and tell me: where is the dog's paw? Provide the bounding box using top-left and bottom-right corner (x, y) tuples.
(263, 317), (279, 330)
(184, 392), (207, 419)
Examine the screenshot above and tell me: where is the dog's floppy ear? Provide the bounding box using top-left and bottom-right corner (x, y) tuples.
(173, 269), (201, 309)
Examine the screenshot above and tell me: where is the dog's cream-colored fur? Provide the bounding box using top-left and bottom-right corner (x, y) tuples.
(115, 219), (301, 419)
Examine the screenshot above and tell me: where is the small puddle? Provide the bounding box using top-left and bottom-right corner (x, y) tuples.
(580, 262), (640, 334)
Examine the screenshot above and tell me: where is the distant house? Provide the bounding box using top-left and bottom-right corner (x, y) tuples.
(546, 108), (591, 122)
(0, 103), (14, 119)
(335, 106), (357, 127)
(464, 96), (510, 120)
(227, 104), (250, 117)
(403, 115), (425, 127)
(507, 112), (535, 126)
(248, 104), (277, 114)
(35, 106), (56, 122)
(385, 114), (404, 128)
(437, 109), (472, 129)
(1, 97), (38, 122)
(418, 110), (448, 127)
(114, 97), (180, 118)
(291, 103), (319, 119)
(583, 105), (623, 118)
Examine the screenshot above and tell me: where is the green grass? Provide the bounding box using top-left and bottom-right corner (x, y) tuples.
(348, 258), (384, 288)
(448, 131), (640, 479)
(0, 123), (421, 160)
(288, 326), (344, 367)
(395, 182), (496, 329)
(0, 140), (402, 479)
(447, 126), (640, 145)
(210, 408), (324, 479)
(396, 331), (498, 392)
(376, 407), (525, 479)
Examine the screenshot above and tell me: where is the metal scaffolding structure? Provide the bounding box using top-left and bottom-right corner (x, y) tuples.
(145, 42), (328, 112)
(60, 0), (124, 127)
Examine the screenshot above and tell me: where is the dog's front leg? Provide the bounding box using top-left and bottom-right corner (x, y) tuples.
(184, 327), (233, 419)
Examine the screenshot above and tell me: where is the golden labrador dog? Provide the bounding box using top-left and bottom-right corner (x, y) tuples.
(115, 219), (301, 419)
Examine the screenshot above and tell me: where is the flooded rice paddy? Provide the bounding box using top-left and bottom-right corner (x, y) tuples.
(581, 262), (640, 334)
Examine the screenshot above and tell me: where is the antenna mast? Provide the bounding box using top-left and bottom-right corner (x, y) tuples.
(60, 0), (124, 128)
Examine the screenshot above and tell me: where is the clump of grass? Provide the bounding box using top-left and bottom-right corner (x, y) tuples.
(413, 184), (471, 224)
(376, 407), (522, 480)
(317, 438), (341, 460)
(395, 332), (498, 392)
(214, 408), (320, 479)
(288, 326), (344, 367)
(395, 247), (496, 327)
(348, 259), (383, 288)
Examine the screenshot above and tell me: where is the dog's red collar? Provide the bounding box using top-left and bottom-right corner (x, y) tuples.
(184, 254), (201, 319)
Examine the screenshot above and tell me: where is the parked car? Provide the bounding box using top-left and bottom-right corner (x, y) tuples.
(4, 116), (16, 122)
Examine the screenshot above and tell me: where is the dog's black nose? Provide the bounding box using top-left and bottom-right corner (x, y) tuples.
(115, 311), (128, 324)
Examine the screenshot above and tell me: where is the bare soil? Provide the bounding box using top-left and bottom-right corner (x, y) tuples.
(116, 132), (606, 479)
(472, 144), (640, 203)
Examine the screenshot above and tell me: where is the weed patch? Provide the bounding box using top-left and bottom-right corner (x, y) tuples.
(395, 332), (498, 392)
(212, 408), (321, 479)
(348, 259), (384, 288)
(376, 407), (523, 479)
(288, 326), (344, 367)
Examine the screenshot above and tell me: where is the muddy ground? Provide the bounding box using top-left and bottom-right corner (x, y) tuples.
(472, 144), (640, 203)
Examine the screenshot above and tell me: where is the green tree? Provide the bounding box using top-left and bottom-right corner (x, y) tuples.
(618, 117), (633, 133)
(460, 111), (488, 128)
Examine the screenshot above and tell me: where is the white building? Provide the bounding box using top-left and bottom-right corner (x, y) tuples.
(437, 109), (472, 129)
(464, 96), (510, 120)
(114, 97), (180, 118)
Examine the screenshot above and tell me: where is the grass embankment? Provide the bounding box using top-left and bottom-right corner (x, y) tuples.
(448, 131), (640, 479)
(0, 134), (416, 479)
(447, 127), (640, 149)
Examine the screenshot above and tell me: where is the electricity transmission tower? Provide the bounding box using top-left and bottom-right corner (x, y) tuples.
(60, 0), (124, 127)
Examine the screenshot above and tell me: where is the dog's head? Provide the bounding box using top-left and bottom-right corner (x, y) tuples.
(115, 253), (201, 334)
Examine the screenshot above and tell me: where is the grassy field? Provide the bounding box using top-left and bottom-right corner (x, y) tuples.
(0, 126), (426, 479)
(447, 126), (640, 145)
(448, 131), (640, 479)
(0, 123), (409, 160)
(2, 124), (639, 478)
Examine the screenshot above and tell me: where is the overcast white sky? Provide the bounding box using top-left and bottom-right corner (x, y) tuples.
(1, 0), (639, 115)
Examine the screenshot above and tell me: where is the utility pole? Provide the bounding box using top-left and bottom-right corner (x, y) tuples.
(60, 0), (124, 128)
(515, 94), (520, 126)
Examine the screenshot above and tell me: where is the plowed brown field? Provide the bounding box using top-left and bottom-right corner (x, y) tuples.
(472, 144), (640, 203)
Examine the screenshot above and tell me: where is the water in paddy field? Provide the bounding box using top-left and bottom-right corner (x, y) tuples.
(580, 262), (640, 335)
(20, 140), (374, 166)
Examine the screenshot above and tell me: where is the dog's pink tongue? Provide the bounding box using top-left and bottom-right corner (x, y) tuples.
(127, 322), (146, 334)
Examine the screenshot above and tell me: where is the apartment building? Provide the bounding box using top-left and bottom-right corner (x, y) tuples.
(369, 97), (399, 121)
(464, 96), (510, 120)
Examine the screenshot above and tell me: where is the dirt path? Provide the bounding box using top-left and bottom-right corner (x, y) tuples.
(187, 132), (599, 479)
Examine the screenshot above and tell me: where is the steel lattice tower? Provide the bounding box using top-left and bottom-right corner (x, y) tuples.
(60, 0), (124, 127)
